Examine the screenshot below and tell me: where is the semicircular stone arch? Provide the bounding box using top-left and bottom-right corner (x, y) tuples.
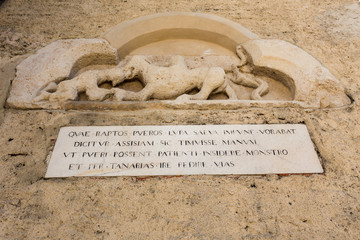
(6, 12), (351, 109)
(102, 12), (260, 58)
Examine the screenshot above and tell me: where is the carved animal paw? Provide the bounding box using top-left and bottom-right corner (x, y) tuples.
(33, 91), (51, 102)
(49, 88), (78, 102)
(33, 82), (58, 102)
(175, 94), (192, 101)
(86, 88), (112, 101)
(111, 88), (127, 101)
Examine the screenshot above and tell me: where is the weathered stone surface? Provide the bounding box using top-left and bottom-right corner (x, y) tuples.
(7, 42), (351, 109)
(242, 39), (351, 108)
(6, 15), (351, 109)
(6, 39), (118, 109)
(33, 55), (243, 103)
(0, 56), (27, 124)
(1, 2), (359, 240)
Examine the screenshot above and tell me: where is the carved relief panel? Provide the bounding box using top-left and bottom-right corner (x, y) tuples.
(7, 13), (351, 109)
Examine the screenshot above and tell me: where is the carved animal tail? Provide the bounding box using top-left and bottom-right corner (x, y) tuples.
(230, 65), (269, 100)
(250, 78), (269, 100)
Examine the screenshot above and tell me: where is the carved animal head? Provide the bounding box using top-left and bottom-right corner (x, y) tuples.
(121, 55), (151, 79)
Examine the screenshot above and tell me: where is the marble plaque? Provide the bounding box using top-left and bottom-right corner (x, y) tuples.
(45, 124), (323, 178)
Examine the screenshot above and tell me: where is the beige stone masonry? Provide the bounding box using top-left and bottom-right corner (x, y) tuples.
(6, 13), (351, 109)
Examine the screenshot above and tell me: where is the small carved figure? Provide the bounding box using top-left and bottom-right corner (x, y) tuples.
(34, 46), (269, 102)
(34, 68), (125, 102)
(231, 45), (269, 100)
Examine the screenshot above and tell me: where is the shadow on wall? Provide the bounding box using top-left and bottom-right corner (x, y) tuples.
(0, 0), (5, 7)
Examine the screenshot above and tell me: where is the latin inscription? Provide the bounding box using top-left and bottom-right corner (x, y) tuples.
(45, 124), (323, 177)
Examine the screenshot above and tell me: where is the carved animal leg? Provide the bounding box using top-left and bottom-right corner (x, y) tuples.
(232, 70), (258, 88)
(183, 69), (226, 100)
(176, 79), (222, 101)
(85, 86), (112, 101)
(33, 92), (52, 102)
(237, 75), (269, 100)
(112, 87), (153, 101)
(48, 74), (108, 102)
(78, 68), (126, 100)
(67, 72), (112, 101)
(192, 85), (219, 100)
(225, 84), (238, 100)
(231, 67), (269, 100)
(175, 93), (192, 101)
(33, 82), (58, 102)
(250, 79), (269, 100)
(111, 89), (127, 101)
(49, 80), (78, 102)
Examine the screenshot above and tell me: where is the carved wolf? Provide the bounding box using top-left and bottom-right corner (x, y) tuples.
(34, 49), (268, 102)
(112, 55), (240, 101)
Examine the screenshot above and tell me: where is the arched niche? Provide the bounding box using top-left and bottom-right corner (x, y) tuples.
(102, 12), (260, 58)
(6, 12), (351, 109)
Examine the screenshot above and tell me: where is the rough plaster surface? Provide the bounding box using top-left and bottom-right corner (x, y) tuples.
(0, 1), (360, 240)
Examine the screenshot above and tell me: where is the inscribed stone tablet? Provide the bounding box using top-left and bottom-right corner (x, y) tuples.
(45, 124), (323, 178)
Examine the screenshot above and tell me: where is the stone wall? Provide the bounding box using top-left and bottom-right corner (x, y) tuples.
(0, 1), (359, 239)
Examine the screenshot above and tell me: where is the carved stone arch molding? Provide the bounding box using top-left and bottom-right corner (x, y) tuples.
(7, 12), (351, 110)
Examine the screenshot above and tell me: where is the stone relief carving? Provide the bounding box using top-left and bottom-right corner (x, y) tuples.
(6, 13), (352, 109)
(231, 46), (269, 100)
(33, 48), (269, 103)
